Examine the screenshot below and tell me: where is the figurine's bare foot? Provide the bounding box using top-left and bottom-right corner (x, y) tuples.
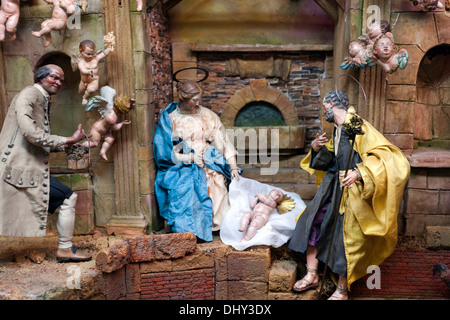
(100, 152), (108, 161)
(82, 98), (88, 106)
(292, 268), (319, 293)
(43, 40), (52, 47)
(240, 235), (251, 242)
(327, 286), (348, 300)
(31, 31), (41, 37)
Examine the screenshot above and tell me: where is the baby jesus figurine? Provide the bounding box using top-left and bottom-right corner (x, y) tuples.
(239, 189), (294, 242)
(78, 33), (115, 105)
(31, 0), (76, 47)
(0, 0), (20, 42)
(82, 86), (132, 161)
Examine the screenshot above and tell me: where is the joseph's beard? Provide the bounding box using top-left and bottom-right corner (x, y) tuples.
(325, 108), (335, 123)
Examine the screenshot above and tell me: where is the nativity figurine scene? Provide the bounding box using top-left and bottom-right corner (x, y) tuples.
(0, 0), (429, 302)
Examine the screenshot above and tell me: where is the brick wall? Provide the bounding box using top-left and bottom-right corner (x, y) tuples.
(149, 1), (173, 120)
(196, 51), (326, 144)
(141, 269), (215, 300)
(403, 168), (450, 236)
(351, 248), (450, 299)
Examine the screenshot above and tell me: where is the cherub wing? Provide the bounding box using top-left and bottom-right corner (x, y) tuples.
(340, 57), (359, 70)
(85, 95), (108, 112)
(397, 50), (409, 70)
(70, 53), (80, 72)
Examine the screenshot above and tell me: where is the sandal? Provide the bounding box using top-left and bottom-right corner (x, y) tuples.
(327, 285), (348, 300)
(292, 267), (319, 293)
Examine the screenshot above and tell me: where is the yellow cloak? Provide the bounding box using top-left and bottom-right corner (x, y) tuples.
(299, 107), (410, 289)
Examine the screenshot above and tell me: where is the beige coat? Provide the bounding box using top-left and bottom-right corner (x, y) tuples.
(0, 85), (67, 237)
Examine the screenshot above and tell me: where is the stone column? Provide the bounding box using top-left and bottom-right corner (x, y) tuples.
(104, 0), (148, 235)
(357, 0), (391, 132)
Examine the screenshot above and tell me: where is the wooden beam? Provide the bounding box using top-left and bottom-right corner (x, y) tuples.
(314, 0), (339, 23)
(191, 44), (333, 52)
(162, 0), (183, 12)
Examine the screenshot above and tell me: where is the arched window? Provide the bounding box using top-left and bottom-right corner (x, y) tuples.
(234, 101), (285, 127)
(415, 44), (450, 149)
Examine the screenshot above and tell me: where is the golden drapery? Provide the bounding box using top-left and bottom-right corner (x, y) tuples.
(298, 107), (410, 289)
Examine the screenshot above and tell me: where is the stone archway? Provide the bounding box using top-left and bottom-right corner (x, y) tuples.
(220, 79), (299, 127)
(220, 79), (305, 154)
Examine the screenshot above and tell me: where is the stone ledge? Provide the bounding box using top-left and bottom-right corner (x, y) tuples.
(407, 148), (450, 168)
(425, 226), (450, 249)
(191, 44), (333, 52)
(95, 233), (197, 273)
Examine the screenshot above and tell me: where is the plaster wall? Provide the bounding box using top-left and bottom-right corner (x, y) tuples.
(168, 0), (334, 45)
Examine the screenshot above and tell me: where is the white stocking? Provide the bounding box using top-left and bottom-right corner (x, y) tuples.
(57, 193), (77, 249)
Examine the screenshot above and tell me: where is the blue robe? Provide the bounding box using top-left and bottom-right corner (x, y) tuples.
(153, 102), (235, 242)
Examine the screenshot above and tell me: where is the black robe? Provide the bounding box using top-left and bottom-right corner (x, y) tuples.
(288, 128), (362, 277)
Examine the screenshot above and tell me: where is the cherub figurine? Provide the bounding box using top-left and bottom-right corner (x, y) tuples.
(238, 189), (294, 242)
(366, 19), (391, 46)
(31, 0), (76, 47)
(411, 0), (444, 11)
(77, 34), (115, 105)
(340, 38), (375, 70)
(81, 86), (132, 161)
(372, 34), (408, 73)
(0, 0), (20, 42)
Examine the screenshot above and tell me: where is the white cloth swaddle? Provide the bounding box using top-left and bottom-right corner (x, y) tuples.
(220, 177), (306, 251)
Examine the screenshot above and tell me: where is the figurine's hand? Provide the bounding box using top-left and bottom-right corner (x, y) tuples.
(193, 151), (204, 167)
(66, 124), (86, 145)
(340, 170), (359, 188)
(231, 168), (240, 181)
(312, 132), (328, 152)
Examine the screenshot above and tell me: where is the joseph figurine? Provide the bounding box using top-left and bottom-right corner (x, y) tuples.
(288, 90), (410, 299)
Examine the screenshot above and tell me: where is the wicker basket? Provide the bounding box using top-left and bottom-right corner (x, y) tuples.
(66, 135), (91, 170)
(67, 152), (90, 170)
